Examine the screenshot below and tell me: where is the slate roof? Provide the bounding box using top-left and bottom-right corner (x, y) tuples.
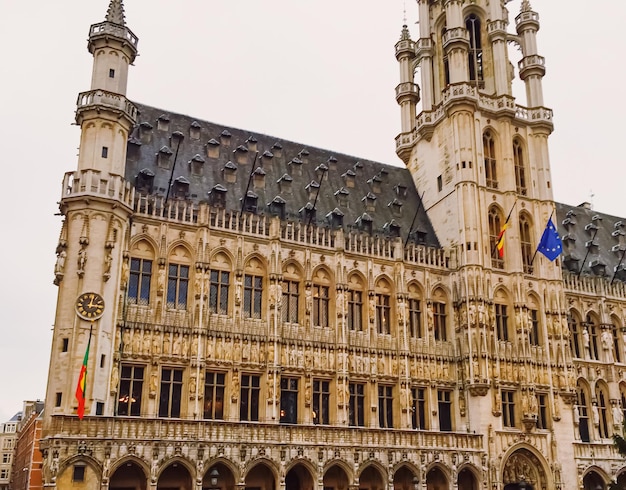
(125, 103), (440, 248)
(555, 202), (626, 281)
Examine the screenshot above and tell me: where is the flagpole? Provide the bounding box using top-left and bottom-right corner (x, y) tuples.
(490, 199), (517, 259)
(577, 226), (599, 278)
(530, 209), (554, 266)
(610, 246), (626, 285)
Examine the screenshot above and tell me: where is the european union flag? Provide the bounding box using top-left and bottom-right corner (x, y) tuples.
(537, 218), (563, 261)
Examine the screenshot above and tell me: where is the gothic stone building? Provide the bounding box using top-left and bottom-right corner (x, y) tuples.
(40, 1), (626, 489)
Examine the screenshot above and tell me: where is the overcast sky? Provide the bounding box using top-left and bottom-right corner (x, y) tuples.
(0, 1), (624, 422)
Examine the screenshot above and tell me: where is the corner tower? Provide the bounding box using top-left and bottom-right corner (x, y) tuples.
(396, 3), (576, 488)
(396, 0), (553, 273)
(43, 0), (138, 442)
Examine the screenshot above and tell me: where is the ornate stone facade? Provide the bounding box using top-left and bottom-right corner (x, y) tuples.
(40, 1), (626, 490)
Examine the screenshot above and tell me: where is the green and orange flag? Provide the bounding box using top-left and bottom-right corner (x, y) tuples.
(75, 327), (92, 419)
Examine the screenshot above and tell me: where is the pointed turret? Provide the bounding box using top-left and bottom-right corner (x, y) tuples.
(105, 0), (126, 25)
(395, 25), (419, 143)
(515, 0), (547, 108)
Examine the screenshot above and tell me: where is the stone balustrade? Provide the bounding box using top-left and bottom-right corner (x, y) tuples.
(61, 169), (134, 207)
(89, 21), (138, 49)
(45, 415), (484, 452)
(76, 89), (138, 123)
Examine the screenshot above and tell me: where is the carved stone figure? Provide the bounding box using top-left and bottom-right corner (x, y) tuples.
(54, 250), (66, 275)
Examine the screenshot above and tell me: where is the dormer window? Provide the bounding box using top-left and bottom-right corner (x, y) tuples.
(135, 168), (154, 194)
(139, 121), (153, 143)
(172, 176), (190, 199)
(316, 164), (329, 181)
(299, 202), (316, 224)
(171, 131), (184, 148)
(335, 187), (349, 207)
(278, 173), (293, 194)
(362, 192), (377, 212)
(388, 199), (403, 217)
(206, 138), (220, 159)
(272, 142), (283, 158)
(261, 150), (274, 169)
(289, 157), (303, 176)
(253, 167), (266, 189)
(190, 121), (201, 140)
(326, 208), (344, 229)
(223, 161), (237, 183)
(384, 220), (401, 238)
(268, 196), (286, 219)
(189, 154), (205, 175)
(157, 146), (173, 168)
(368, 175), (382, 194)
(327, 156), (338, 171)
(242, 191), (258, 214)
(356, 213), (373, 234)
(343, 169), (356, 188)
(157, 114), (170, 131)
(234, 145), (248, 165)
(246, 136), (258, 152)
(306, 181), (320, 201)
(299, 149), (310, 164)
(220, 129), (232, 147)
(209, 184), (227, 208)
(394, 184), (408, 198)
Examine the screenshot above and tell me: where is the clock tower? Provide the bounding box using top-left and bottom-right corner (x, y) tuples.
(43, 0), (138, 423)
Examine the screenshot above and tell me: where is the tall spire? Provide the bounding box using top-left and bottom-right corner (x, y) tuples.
(105, 0), (126, 26)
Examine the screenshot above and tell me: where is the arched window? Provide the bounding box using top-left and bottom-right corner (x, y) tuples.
(586, 314), (599, 360)
(519, 214), (533, 274)
(569, 312), (582, 358)
(466, 14), (483, 85)
(347, 273), (365, 332)
(483, 130), (497, 189)
(596, 384), (611, 439)
(244, 257), (265, 319)
(407, 282), (423, 338)
(432, 288), (448, 341)
(488, 206), (504, 269)
(441, 26), (450, 86)
(576, 381), (591, 442)
(282, 262), (302, 325)
(494, 288), (510, 342)
(375, 278), (393, 335)
(620, 383), (626, 423)
(312, 267), (332, 328)
(167, 245), (192, 310)
(208, 251), (232, 315)
(128, 239), (156, 306)
(611, 317), (622, 363)
(513, 139), (527, 196)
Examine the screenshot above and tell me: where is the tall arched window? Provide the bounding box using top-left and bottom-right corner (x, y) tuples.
(569, 312), (582, 358)
(576, 381), (591, 442)
(488, 206), (504, 269)
(519, 214), (533, 274)
(596, 383), (611, 439)
(483, 130), (497, 189)
(586, 314), (599, 360)
(513, 139), (527, 196)
(611, 317), (622, 363)
(441, 26), (450, 86)
(466, 14), (483, 85)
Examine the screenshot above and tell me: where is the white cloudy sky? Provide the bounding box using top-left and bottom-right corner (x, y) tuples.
(0, 0), (623, 422)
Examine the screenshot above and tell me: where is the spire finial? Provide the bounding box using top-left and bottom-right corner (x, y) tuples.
(520, 0), (532, 12)
(105, 0), (126, 26)
(403, 0), (407, 25)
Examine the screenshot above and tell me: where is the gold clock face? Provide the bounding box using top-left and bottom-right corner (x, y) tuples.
(75, 292), (105, 320)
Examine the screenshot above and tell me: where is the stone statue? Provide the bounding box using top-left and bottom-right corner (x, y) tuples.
(77, 248), (87, 271)
(54, 250), (66, 275)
